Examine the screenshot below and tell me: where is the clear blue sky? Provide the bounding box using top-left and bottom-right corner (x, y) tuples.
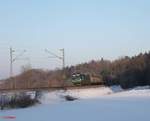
(0, 0), (150, 79)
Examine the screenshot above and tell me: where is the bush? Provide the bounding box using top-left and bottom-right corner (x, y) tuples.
(0, 92), (40, 110)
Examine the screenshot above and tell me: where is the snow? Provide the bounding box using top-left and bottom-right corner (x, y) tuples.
(40, 86), (123, 104)
(39, 90), (67, 104)
(1, 86), (150, 121)
(109, 86), (150, 97)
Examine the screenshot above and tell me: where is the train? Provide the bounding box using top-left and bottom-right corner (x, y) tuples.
(71, 73), (103, 86)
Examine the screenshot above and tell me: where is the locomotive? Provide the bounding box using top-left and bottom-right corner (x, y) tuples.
(71, 73), (103, 86)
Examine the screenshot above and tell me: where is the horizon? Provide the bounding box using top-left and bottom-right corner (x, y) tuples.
(0, 51), (149, 80)
(0, 0), (150, 79)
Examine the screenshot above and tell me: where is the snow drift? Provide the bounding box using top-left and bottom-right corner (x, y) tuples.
(40, 86), (123, 104)
(40, 86), (150, 104)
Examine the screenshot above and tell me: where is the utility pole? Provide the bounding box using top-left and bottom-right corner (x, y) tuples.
(60, 48), (65, 69)
(10, 47), (15, 77)
(45, 48), (66, 88)
(45, 48), (65, 69)
(9, 47), (26, 89)
(10, 47), (26, 77)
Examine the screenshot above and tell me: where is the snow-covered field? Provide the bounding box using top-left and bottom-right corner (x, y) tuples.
(1, 86), (150, 121)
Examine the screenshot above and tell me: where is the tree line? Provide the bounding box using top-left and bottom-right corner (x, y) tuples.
(0, 51), (150, 89)
(64, 51), (150, 89)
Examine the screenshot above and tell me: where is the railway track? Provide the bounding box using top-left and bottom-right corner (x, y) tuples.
(0, 85), (103, 93)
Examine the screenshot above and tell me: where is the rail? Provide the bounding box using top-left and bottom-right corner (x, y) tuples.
(0, 85), (103, 93)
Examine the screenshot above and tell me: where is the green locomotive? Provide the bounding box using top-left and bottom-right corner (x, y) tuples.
(71, 73), (103, 86)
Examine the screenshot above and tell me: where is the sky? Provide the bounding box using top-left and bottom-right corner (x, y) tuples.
(0, 0), (150, 79)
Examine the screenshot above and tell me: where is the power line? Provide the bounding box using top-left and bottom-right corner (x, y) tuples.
(45, 48), (65, 69)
